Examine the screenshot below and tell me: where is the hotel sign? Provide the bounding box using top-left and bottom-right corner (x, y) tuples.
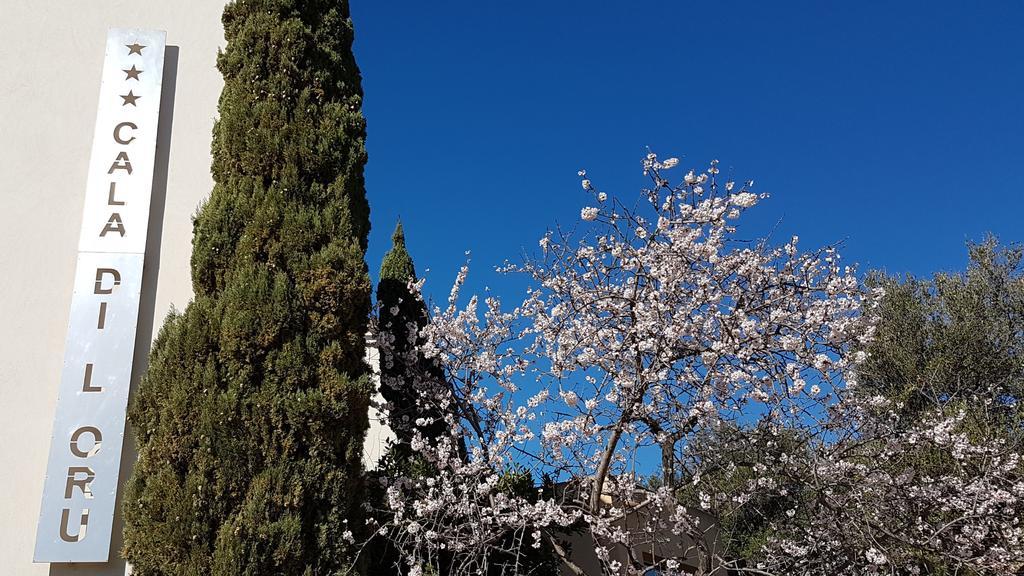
(34, 28), (166, 563)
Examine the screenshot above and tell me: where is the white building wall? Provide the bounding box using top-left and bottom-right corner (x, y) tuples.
(0, 3), (226, 574)
(363, 335), (398, 471)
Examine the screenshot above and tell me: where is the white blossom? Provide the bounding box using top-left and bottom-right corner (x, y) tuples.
(731, 192), (758, 208)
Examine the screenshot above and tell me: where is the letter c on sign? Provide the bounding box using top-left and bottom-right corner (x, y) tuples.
(113, 122), (137, 145)
(70, 426), (102, 458)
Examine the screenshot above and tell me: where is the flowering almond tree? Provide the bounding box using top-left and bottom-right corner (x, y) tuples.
(367, 154), (1023, 576)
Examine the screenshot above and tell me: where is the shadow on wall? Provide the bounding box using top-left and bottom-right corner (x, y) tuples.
(48, 44), (178, 576)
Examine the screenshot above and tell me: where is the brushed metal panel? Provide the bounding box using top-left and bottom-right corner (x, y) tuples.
(35, 27), (165, 563)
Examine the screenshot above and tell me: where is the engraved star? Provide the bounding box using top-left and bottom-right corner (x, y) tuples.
(120, 90), (141, 106)
(123, 65), (142, 81)
(126, 42), (145, 55)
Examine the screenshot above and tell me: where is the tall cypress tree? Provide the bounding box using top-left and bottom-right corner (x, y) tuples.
(123, 1), (372, 574)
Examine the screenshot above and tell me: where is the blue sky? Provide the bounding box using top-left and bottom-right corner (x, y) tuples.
(352, 1), (1024, 305)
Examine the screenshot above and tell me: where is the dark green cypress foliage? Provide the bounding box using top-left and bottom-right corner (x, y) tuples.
(376, 221), (445, 452)
(123, 1), (372, 574)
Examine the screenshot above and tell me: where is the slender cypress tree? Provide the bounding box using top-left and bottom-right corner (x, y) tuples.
(123, 1), (372, 573)
(376, 221), (444, 451)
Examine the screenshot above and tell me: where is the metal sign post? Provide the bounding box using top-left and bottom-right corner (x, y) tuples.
(34, 28), (166, 563)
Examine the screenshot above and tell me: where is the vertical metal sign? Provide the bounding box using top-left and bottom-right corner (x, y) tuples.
(34, 28), (166, 563)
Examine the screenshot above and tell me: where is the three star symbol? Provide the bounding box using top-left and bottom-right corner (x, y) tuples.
(123, 65), (142, 81)
(122, 42), (146, 106)
(120, 90), (141, 106)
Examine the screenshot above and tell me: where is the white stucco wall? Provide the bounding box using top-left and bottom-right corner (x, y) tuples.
(363, 335), (398, 471)
(0, 3), (227, 574)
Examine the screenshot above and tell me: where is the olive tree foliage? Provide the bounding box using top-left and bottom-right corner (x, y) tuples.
(123, 1), (373, 574)
(859, 238), (1024, 434)
(365, 153), (881, 575)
